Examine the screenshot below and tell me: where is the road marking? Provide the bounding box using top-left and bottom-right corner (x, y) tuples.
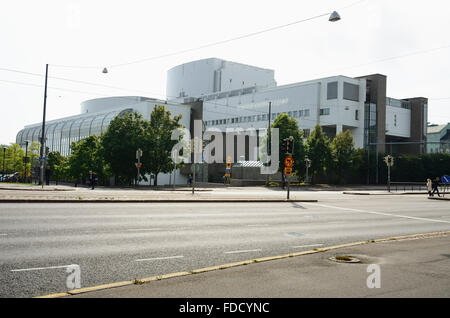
(11, 265), (71, 272)
(125, 228), (161, 232)
(224, 249), (262, 254)
(291, 244), (324, 249)
(303, 203), (450, 224)
(0, 233), (7, 236)
(135, 255), (184, 262)
(247, 224), (269, 227)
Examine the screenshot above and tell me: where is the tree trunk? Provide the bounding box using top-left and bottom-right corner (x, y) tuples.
(154, 173), (158, 186)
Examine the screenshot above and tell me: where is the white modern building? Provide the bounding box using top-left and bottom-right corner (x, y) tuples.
(167, 58), (428, 155)
(16, 96), (191, 185)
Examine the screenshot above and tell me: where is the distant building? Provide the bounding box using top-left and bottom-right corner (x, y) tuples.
(427, 123), (450, 153)
(16, 96), (192, 185)
(168, 58), (428, 156)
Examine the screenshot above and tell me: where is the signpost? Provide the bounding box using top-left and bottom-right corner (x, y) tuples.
(305, 158), (311, 185)
(282, 137), (294, 200)
(384, 155), (394, 192)
(442, 175), (450, 197)
(136, 148), (143, 186)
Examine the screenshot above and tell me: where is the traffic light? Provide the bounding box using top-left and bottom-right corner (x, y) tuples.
(287, 137), (294, 154)
(281, 139), (288, 154)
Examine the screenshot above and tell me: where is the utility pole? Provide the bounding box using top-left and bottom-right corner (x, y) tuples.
(39, 64), (48, 188)
(266, 101), (272, 186)
(24, 140), (29, 183)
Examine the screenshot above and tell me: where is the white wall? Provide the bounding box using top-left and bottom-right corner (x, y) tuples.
(167, 58), (276, 99)
(386, 106), (411, 138)
(203, 75), (366, 148)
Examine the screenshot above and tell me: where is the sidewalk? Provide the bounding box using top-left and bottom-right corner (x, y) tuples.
(0, 183), (318, 202)
(56, 232), (450, 298)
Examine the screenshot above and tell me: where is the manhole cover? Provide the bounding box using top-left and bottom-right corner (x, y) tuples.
(329, 255), (361, 263)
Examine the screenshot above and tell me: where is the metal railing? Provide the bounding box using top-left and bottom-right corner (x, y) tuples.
(389, 182), (426, 192)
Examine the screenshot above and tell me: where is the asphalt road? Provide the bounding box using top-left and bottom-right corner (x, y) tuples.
(1, 193), (449, 297)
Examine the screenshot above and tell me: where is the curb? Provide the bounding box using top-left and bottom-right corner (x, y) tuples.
(35, 230), (450, 298)
(343, 191), (429, 195)
(0, 199), (318, 203)
(428, 197), (450, 201)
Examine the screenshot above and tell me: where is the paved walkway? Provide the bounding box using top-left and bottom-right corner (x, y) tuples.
(0, 183), (431, 202)
(61, 233), (450, 298)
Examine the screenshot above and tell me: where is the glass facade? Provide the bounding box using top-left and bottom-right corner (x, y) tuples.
(364, 103), (377, 148)
(16, 109), (123, 156)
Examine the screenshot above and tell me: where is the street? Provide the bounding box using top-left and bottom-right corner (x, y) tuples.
(0, 193), (449, 297)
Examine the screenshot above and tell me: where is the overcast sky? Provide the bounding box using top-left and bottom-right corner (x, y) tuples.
(1, 0), (449, 145)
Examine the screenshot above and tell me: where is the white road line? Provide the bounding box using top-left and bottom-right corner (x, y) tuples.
(224, 249), (262, 254)
(11, 265), (71, 272)
(135, 255), (184, 262)
(303, 203), (450, 224)
(291, 244), (324, 249)
(247, 224), (269, 227)
(0, 233), (8, 236)
(125, 228), (161, 232)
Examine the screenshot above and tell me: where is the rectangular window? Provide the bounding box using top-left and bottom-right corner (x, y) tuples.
(355, 110), (359, 120)
(343, 82), (359, 102)
(288, 111), (292, 117)
(304, 109), (310, 117)
(303, 129), (311, 138)
(327, 81), (338, 100)
(293, 111), (298, 118)
(320, 108), (330, 116)
(299, 110), (304, 117)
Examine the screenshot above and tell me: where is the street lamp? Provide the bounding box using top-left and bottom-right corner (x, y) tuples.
(39, 64), (107, 187)
(329, 11), (341, 22)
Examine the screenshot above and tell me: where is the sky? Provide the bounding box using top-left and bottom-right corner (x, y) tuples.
(1, 0), (449, 145)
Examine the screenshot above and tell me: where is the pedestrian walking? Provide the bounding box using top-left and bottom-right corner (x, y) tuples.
(431, 177), (441, 197)
(426, 178), (432, 197)
(89, 170), (96, 190)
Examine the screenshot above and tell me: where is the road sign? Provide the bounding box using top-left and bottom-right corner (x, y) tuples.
(284, 156), (293, 167)
(135, 163), (142, 169)
(284, 167), (292, 176)
(384, 155), (394, 167)
(442, 175), (450, 184)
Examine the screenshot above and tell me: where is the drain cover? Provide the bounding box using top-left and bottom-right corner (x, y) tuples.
(329, 255), (361, 263)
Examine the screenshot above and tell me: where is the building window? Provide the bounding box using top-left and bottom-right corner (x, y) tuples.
(343, 82), (359, 102)
(327, 82), (338, 100)
(320, 108), (330, 116)
(303, 129), (311, 138)
(288, 111), (292, 117)
(304, 109), (310, 117)
(394, 114), (397, 127)
(293, 111), (298, 118)
(299, 110), (304, 117)
(355, 110), (359, 120)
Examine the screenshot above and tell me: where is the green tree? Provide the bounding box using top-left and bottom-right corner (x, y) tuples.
(47, 151), (67, 183)
(331, 130), (355, 184)
(143, 105), (183, 186)
(6, 143), (25, 176)
(270, 113), (306, 179)
(101, 112), (148, 185)
(305, 125), (332, 184)
(67, 135), (106, 183)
